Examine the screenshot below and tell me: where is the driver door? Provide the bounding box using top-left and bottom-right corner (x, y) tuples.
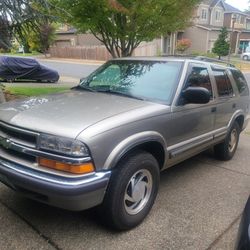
(167, 62), (216, 164)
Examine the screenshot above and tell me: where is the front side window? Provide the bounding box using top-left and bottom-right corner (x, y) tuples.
(230, 69), (249, 96)
(184, 65), (213, 97)
(80, 60), (183, 104)
(213, 69), (234, 97)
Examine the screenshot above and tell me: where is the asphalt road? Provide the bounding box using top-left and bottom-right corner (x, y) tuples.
(37, 59), (100, 79)
(0, 60), (250, 250)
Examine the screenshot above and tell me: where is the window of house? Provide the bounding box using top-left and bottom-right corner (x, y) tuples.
(236, 14), (241, 24)
(215, 11), (221, 21)
(213, 69), (234, 97)
(201, 9), (208, 20)
(240, 16), (245, 24)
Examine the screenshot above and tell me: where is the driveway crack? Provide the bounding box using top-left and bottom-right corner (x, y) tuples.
(0, 198), (61, 250)
(205, 213), (242, 250)
(197, 158), (250, 177)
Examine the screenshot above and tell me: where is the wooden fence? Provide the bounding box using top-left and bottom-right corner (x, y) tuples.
(49, 46), (112, 61)
(49, 43), (158, 61)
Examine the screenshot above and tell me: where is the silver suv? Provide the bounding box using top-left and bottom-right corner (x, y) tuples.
(0, 57), (249, 230)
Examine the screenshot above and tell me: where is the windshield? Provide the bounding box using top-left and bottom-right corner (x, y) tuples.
(79, 60), (183, 104)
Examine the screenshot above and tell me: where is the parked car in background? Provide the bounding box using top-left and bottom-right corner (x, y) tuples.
(236, 196), (250, 250)
(0, 56), (59, 83)
(241, 52), (250, 61)
(0, 57), (249, 230)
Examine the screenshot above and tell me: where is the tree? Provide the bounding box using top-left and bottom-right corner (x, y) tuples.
(212, 27), (230, 59)
(176, 39), (192, 54)
(0, 17), (12, 52)
(0, 0), (54, 52)
(50, 0), (200, 57)
(28, 23), (56, 56)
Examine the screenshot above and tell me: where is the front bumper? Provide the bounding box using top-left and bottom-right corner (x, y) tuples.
(0, 157), (111, 211)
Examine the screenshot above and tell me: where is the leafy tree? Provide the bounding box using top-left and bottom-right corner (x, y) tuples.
(50, 0), (200, 57)
(0, 0), (54, 52)
(0, 17), (12, 52)
(28, 23), (56, 56)
(212, 27), (230, 59)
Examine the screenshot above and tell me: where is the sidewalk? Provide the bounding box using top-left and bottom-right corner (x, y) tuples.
(37, 55), (104, 66)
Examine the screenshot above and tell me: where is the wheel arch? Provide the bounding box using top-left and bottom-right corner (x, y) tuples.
(228, 110), (245, 131)
(103, 131), (167, 170)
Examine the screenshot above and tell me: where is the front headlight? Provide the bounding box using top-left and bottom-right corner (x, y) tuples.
(39, 134), (89, 157)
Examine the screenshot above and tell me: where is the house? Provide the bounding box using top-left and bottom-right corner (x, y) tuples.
(54, 24), (102, 47)
(166, 0), (250, 54)
(51, 0), (250, 60)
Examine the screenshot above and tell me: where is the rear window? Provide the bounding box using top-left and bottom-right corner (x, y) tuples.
(213, 70), (234, 97)
(230, 69), (249, 96)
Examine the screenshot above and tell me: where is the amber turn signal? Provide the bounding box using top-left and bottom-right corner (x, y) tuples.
(38, 157), (94, 174)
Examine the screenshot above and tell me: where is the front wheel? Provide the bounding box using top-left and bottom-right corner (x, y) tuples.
(214, 122), (240, 161)
(101, 150), (160, 230)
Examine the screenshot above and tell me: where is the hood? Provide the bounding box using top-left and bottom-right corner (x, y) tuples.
(0, 90), (165, 138)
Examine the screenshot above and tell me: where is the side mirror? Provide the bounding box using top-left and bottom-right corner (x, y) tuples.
(182, 87), (210, 104)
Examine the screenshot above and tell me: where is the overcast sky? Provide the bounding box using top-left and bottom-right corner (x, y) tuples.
(225, 0), (249, 11)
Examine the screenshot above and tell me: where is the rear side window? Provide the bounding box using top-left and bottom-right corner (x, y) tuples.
(213, 70), (234, 97)
(230, 69), (249, 96)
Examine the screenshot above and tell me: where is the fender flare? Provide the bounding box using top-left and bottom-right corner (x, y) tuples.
(103, 131), (167, 170)
(227, 110), (245, 129)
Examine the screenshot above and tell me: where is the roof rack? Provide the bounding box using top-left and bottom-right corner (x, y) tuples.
(193, 56), (235, 68)
(161, 55), (236, 68)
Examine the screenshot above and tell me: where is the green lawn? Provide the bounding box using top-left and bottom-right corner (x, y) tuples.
(0, 52), (42, 57)
(6, 86), (70, 97)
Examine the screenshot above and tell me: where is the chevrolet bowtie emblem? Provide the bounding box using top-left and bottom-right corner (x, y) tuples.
(0, 136), (12, 149)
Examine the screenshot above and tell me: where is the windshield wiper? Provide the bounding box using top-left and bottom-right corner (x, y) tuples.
(97, 89), (145, 101)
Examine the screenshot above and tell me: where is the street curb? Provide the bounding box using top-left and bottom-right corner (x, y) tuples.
(38, 57), (104, 66)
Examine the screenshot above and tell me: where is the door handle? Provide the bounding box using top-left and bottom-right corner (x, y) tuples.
(232, 103), (236, 109)
(211, 107), (217, 113)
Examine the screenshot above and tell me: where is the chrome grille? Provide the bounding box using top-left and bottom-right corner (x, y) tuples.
(0, 121), (39, 148)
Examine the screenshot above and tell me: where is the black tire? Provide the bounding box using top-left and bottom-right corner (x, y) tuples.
(214, 122), (240, 161)
(243, 55), (249, 61)
(101, 150), (160, 230)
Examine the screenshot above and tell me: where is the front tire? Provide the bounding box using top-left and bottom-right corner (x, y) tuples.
(101, 150), (160, 230)
(214, 122), (240, 161)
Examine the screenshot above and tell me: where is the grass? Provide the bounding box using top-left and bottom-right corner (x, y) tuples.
(231, 61), (250, 72)
(6, 86), (70, 97)
(0, 51), (42, 57)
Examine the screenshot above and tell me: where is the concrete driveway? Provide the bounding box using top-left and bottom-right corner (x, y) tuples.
(0, 59), (250, 249)
(0, 125), (250, 250)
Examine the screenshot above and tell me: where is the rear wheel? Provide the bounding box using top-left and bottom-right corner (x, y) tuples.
(214, 122), (240, 161)
(101, 150), (160, 230)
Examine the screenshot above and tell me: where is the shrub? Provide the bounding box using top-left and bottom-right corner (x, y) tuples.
(176, 39), (192, 54)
